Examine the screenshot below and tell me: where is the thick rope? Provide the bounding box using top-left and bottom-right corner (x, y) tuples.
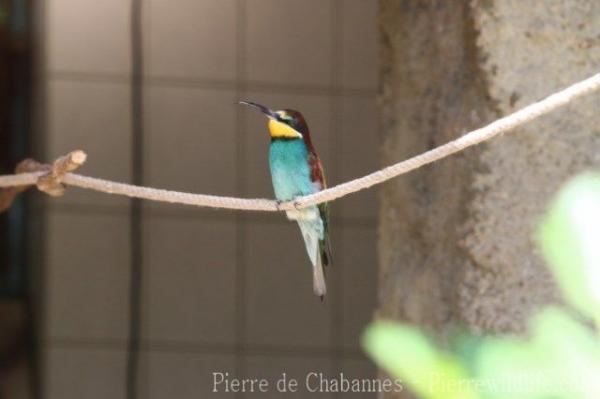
(1, 72), (599, 212)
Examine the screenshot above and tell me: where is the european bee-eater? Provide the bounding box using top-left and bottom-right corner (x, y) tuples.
(240, 101), (332, 299)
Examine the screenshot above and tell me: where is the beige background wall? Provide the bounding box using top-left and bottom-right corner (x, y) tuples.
(41, 1), (379, 398)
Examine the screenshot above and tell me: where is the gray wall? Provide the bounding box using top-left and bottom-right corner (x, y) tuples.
(379, 0), (600, 397)
(42, 1), (379, 398)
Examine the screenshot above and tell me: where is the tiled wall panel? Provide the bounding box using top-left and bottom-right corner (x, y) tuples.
(43, 0), (379, 397)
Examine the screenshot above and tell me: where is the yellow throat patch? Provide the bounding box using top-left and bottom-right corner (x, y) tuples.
(268, 119), (302, 139)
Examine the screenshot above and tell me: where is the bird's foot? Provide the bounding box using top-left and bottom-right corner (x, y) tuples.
(293, 200), (302, 211)
(274, 199), (283, 211)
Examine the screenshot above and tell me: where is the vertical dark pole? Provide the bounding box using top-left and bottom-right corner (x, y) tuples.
(0, 0), (37, 396)
(127, 0), (144, 398)
(234, 1), (246, 395)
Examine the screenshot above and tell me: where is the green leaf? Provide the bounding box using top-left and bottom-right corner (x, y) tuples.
(538, 173), (600, 321)
(362, 321), (479, 399)
(475, 308), (600, 399)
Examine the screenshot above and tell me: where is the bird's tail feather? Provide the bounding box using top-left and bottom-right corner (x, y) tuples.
(313, 251), (327, 298)
(297, 218), (327, 298)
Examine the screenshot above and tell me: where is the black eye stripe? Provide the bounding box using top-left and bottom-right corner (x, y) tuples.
(278, 114), (293, 124)
(277, 112), (305, 134)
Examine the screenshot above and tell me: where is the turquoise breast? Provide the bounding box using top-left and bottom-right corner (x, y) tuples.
(269, 139), (315, 201)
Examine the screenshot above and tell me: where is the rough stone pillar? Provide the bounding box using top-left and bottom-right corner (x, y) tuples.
(378, 0), (600, 395)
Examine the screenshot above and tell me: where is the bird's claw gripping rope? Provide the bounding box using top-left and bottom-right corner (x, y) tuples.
(275, 199), (284, 211)
(274, 199), (302, 212)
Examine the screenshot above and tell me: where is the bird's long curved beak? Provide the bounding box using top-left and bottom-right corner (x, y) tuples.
(238, 101), (278, 120)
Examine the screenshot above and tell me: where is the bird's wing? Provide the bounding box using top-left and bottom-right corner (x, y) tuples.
(308, 152), (333, 266)
(308, 152), (326, 190)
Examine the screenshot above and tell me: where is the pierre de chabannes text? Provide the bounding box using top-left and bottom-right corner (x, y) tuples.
(212, 371), (403, 393)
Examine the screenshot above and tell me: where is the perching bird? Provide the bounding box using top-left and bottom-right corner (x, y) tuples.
(240, 101), (332, 299)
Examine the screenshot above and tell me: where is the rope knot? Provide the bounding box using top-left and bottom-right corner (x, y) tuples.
(37, 150), (87, 197)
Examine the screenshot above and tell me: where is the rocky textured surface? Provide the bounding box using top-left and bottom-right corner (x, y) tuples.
(378, 0), (600, 396)
(461, 0), (600, 333)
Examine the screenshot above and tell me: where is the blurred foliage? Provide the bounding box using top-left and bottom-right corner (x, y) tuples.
(363, 172), (600, 399)
(0, 6), (7, 28)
